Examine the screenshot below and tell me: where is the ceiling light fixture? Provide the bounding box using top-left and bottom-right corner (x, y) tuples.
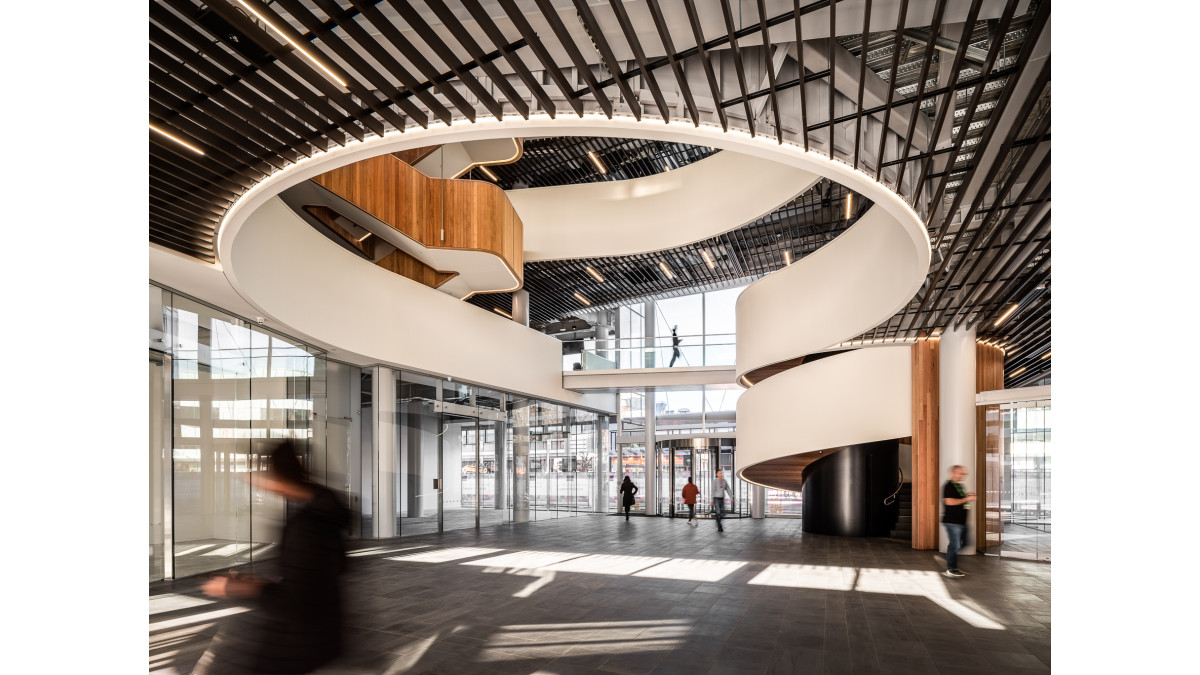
(573, 292), (592, 306)
(993, 303), (1019, 327)
(658, 261), (675, 279)
(701, 250), (715, 269)
(586, 150), (607, 174)
(845, 193), (853, 220)
(663, 162), (671, 172)
(585, 265), (605, 282)
(1041, 351), (1051, 360)
(784, 250), (792, 266)
(149, 124), (204, 155)
(1010, 366), (1026, 377)
(493, 307), (513, 319)
(357, 231), (373, 243)
(236, 0), (348, 88)
(478, 165), (499, 181)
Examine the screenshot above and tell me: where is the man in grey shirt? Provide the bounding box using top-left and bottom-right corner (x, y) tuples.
(712, 470), (734, 532)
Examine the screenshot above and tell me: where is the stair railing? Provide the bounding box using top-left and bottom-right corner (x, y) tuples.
(883, 468), (905, 506)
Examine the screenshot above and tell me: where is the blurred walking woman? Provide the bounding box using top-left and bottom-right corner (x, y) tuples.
(194, 441), (349, 674)
(619, 476), (639, 521)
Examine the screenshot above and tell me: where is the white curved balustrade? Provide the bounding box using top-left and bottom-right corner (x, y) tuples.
(210, 114), (928, 419)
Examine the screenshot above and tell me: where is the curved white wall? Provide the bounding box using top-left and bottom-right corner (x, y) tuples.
(736, 347), (913, 472)
(509, 151), (820, 261)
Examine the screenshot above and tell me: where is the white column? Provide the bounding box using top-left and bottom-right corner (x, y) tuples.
(751, 485), (766, 519)
(372, 366), (397, 538)
(511, 289), (530, 327)
(644, 387), (656, 515)
(939, 326), (977, 554)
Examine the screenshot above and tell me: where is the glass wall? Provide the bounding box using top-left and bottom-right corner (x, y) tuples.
(151, 285), (325, 581)
(983, 400), (1052, 562)
(654, 387), (742, 435)
(567, 286), (745, 370)
(510, 398), (607, 520)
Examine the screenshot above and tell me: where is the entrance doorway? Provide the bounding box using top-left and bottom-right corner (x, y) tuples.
(983, 400), (1051, 561)
(397, 373), (509, 537)
(655, 437), (742, 519)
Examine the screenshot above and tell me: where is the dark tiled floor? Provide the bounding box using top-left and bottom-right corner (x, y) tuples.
(151, 516), (1050, 674)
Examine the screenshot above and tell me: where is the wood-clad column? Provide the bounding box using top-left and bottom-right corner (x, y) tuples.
(911, 340), (940, 549)
(975, 344), (1006, 550)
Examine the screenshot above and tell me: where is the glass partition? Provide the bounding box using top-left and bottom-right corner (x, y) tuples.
(983, 399), (1051, 562)
(153, 287), (324, 580)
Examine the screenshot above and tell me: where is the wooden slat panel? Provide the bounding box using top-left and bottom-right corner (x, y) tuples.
(911, 340), (940, 550)
(975, 343), (1005, 547)
(311, 154), (523, 285)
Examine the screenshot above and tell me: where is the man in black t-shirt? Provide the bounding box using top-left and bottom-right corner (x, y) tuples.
(942, 465), (976, 578)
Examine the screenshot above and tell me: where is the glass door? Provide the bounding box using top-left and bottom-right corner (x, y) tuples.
(664, 445), (694, 518)
(441, 412), (480, 533)
(619, 443), (646, 513)
(693, 450), (714, 517)
(985, 401), (1051, 562)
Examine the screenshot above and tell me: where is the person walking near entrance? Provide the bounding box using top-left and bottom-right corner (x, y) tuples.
(619, 475), (639, 521)
(942, 464), (976, 578)
(712, 470), (733, 532)
(668, 326), (682, 367)
(682, 476), (700, 526)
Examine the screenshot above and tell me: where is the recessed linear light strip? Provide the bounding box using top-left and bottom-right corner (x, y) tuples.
(149, 124), (204, 155)
(586, 150), (607, 174)
(658, 261), (675, 279)
(993, 303), (1019, 327)
(784, 250), (792, 266)
(1041, 351), (1051, 360)
(1010, 366), (1026, 377)
(701, 250), (715, 269)
(493, 307), (513, 319)
(236, 0), (348, 88)
(478, 165), (499, 181)
(573, 292), (592, 306)
(845, 193), (853, 220)
(585, 265), (605, 282)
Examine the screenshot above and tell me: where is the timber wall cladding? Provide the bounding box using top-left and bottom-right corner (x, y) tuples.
(911, 340), (940, 550)
(311, 153), (524, 284)
(975, 343), (1006, 548)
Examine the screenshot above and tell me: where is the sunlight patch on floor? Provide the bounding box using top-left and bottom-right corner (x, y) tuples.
(386, 547), (503, 563)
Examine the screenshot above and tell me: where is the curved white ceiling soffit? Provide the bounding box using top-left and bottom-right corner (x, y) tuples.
(215, 114), (927, 416)
(509, 151), (821, 261)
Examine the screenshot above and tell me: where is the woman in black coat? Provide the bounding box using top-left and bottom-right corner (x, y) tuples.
(619, 475), (639, 521)
(194, 441), (349, 674)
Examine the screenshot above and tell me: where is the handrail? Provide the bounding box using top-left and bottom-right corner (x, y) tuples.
(883, 467), (905, 506)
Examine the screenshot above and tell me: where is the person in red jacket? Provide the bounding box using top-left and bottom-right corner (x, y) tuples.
(681, 476), (700, 526)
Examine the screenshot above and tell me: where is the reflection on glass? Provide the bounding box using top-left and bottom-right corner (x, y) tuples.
(994, 401), (1051, 562)
(162, 292), (320, 578)
(398, 372), (439, 537)
(442, 413), (478, 532)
